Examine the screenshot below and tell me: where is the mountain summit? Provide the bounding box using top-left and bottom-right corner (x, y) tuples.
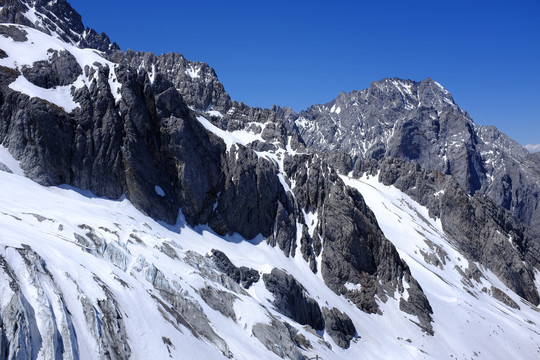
(296, 76), (540, 229)
(0, 0), (117, 51)
(0, 1), (539, 359)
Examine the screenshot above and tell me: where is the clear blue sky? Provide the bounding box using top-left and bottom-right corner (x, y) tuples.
(69, 0), (540, 147)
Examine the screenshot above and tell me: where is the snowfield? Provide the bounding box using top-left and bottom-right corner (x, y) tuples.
(0, 147), (539, 359)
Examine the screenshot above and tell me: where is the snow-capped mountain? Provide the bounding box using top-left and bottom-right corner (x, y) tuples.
(294, 78), (540, 230)
(0, 1), (539, 359)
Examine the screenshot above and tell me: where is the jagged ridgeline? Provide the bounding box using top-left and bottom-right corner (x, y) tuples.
(0, 1), (539, 359)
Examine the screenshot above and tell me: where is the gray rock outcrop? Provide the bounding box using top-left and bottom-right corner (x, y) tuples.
(322, 307), (356, 349)
(263, 268), (324, 331)
(252, 319), (304, 360)
(208, 249), (260, 289)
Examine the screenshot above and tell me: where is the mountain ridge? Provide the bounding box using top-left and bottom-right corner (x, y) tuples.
(0, 0), (539, 359)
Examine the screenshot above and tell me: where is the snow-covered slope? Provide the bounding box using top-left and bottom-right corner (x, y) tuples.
(1, 148), (539, 360)
(341, 173), (540, 359)
(0, 23), (122, 112)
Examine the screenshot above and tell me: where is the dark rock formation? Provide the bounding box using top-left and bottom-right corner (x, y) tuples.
(115, 50), (232, 112)
(491, 286), (520, 310)
(21, 49), (82, 89)
(207, 145), (287, 241)
(285, 154), (434, 331)
(263, 268), (324, 331)
(0, 22), (28, 41)
(208, 249), (260, 289)
(322, 307), (356, 349)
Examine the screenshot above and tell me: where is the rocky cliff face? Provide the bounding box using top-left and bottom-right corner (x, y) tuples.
(114, 50), (232, 112)
(1, 1), (540, 359)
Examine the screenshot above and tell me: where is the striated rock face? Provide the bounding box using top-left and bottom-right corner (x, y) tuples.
(284, 153), (434, 332)
(474, 125), (540, 230)
(207, 144), (288, 241)
(0, 35), (203, 224)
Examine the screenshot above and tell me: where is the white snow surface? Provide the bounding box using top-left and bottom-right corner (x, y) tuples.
(0, 145), (24, 176)
(185, 64), (201, 79)
(196, 115), (263, 151)
(207, 109), (224, 118)
(330, 104), (341, 114)
(9, 74), (80, 112)
(0, 159), (538, 359)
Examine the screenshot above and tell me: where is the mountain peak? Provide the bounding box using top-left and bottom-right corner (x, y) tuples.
(0, 0), (118, 51)
(367, 77), (454, 106)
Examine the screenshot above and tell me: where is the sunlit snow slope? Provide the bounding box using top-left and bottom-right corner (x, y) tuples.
(341, 173), (540, 359)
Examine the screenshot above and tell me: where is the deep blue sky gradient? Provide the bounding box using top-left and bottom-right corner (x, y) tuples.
(69, 0), (540, 147)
